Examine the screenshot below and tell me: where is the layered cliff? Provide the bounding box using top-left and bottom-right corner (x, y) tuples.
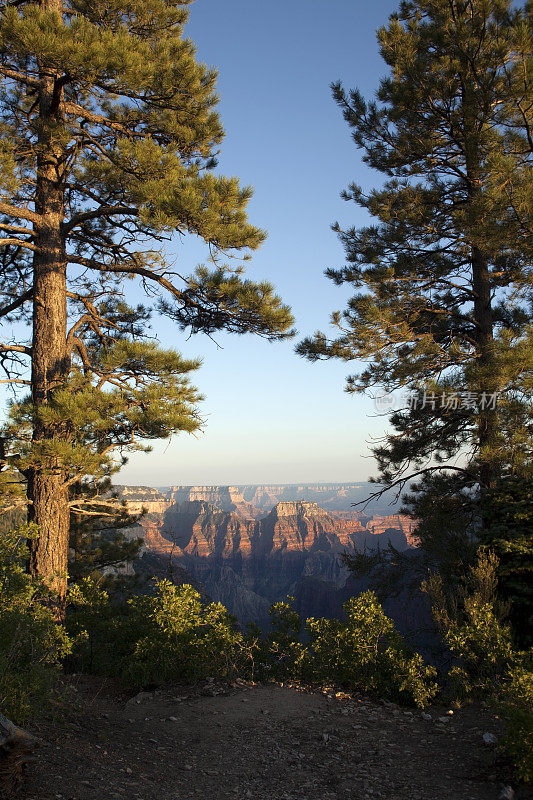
(113, 483), (408, 519)
(112, 485), (173, 515)
(108, 484), (428, 647)
(143, 500), (406, 562)
(133, 499), (411, 627)
(166, 485), (256, 517)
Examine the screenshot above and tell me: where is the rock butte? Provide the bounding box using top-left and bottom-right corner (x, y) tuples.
(114, 486), (419, 630)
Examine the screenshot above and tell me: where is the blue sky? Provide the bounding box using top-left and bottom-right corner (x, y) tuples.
(0, 0), (402, 486)
(118, 0), (402, 486)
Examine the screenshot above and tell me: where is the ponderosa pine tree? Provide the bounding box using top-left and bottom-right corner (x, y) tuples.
(0, 0), (293, 607)
(299, 0), (532, 550)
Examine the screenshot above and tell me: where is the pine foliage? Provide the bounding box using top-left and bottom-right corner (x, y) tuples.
(298, 0), (532, 494)
(0, 0), (293, 596)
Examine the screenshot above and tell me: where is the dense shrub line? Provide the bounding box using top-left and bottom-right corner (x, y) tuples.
(0, 536), (531, 781)
(66, 581), (437, 707)
(0, 526), (70, 721)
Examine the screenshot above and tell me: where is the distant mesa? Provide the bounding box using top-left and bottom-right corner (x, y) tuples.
(119, 482), (406, 520)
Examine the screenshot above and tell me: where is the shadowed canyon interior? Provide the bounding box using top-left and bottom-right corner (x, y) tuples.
(111, 485), (432, 648)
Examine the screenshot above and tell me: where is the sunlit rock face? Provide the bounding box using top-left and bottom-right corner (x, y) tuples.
(263, 501), (366, 554)
(165, 486), (256, 518)
(126, 497), (411, 628)
(113, 485), (174, 515)
(111, 484), (432, 649)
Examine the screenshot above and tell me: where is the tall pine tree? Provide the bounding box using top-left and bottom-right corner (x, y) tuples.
(0, 0), (293, 606)
(299, 1), (532, 550)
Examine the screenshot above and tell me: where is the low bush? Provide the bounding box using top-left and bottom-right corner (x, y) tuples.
(263, 597), (305, 680)
(124, 581), (256, 686)
(67, 578), (256, 687)
(497, 660), (533, 783)
(261, 592), (437, 707)
(424, 549), (533, 781)
(0, 526), (71, 721)
(68, 581), (437, 706)
(300, 591), (437, 707)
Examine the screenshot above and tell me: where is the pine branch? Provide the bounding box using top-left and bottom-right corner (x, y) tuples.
(63, 101), (137, 137)
(0, 201), (41, 226)
(0, 288), (33, 318)
(353, 466), (477, 509)
(0, 224), (34, 237)
(63, 205), (140, 234)
(0, 344), (31, 356)
(67, 254), (196, 308)
(0, 66), (39, 88)
(0, 238), (36, 251)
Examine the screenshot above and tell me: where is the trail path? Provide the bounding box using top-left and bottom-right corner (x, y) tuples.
(18, 677), (530, 800)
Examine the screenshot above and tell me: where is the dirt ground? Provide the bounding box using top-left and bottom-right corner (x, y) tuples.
(16, 676), (532, 800)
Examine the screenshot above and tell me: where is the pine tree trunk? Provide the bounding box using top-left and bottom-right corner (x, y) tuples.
(471, 244), (497, 491)
(461, 59), (497, 493)
(27, 0), (69, 609)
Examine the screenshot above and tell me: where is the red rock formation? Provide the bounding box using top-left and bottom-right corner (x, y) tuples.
(136, 500), (411, 564)
(262, 502), (365, 554)
(364, 514), (419, 547)
(114, 483), (412, 523)
(166, 486), (256, 518)
(125, 498), (416, 627)
(140, 518), (183, 557)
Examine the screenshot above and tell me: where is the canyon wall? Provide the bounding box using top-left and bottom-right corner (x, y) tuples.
(121, 494), (414, 628)
(115, 483), (415, 520)
(109, 484), (437, 655)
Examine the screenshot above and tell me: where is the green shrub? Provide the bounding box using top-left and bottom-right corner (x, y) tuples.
(424, 550), (516, 700)
(259, 593), (436, 707)
(300, 591), (437, 707)
(68, 578), (256, 687)
(125, 581), (255, 687)
(0, 526), (71, 721)
(480, 474), (533, 649)
(265, 597), (305, 680)
(66, 577), (145, 676)
(497, 659), (533, 783)
(68, 582), (436, 706)
(425, 549), (533, 781)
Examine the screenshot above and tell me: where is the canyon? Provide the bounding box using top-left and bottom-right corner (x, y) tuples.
(114, 485), (420, 632)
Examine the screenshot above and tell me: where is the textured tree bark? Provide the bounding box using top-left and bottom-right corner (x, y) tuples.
(471, 244), (497, 491)
(27, 0), (70, 608)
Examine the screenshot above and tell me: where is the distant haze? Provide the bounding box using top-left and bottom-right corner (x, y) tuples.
(116, 482), (401, 518)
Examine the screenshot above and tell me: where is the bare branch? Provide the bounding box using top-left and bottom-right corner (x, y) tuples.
(63, 205), (140, 234)
(0, 238), (37, 251)
(0, 343), (31, 355)
(0, 224), (34, 237)
(67, 254), (191, 306)
(352, 465), (476, 509)
(0, 288), (33, 318)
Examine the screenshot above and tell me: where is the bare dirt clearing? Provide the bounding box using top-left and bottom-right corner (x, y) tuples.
(16, 676), (531, 800)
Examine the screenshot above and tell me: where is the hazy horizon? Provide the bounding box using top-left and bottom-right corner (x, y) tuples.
(118, 480), (372, 489)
